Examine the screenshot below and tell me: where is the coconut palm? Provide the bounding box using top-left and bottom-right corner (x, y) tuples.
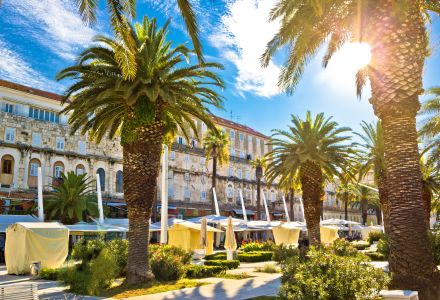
(352, 184), (378, 225)
(251, 157), (266, 220)
(44, 171), (98, 225)
(203, 128), (229, 212)
(262, 2), (440, 294)
(335, 168), (357, 221)
(57, 16), (223, 283)
(354, 121), (388, 231)
(265, 111), (350, 245)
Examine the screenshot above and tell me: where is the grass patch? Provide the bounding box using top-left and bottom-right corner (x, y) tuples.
(254, 263), (280, 273)
(216, 272), (254, 280)
(101, 279), (209, 299)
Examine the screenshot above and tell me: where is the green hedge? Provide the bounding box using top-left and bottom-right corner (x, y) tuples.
(40, 268), (59, 280)
(238, 251), (273, 262)
(204, 260), (240, 269)
(185, 265), (226, 278)
(365, 252), (387, 261)
(205, 253), (227, 260)
(351, 241), (370, 251)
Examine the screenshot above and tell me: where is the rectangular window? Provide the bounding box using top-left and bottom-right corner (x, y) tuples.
(168, 184), (174, 198)
(78, 141), (86, 155)
(170, 151), (175, 160)
(50, 112), (55, 122)
(184, 154), (190, 162)
(201, 122), (207, 132)
(32, 133), (42, 147)
(28, 106), (61, 124)
(168, 170), (174, 179)
(246, 171), (251, 180)
(184, 172), (190, 181)
(4, 128), (15, 142)
(240, 151), (245, 159)
(237, 169), (242, 179)
(201, 191), (207, 201)
(184, 188), (191, 199)
(230, 148), (235, 157)
(54, 166), (63, 178)
(228, 166), (233, 177)
(230, 130), (235, 140)
(56, 137), (65, 150)
(200, 157), (206, 165)
(30, 163), (39, 177)
(239, 133), (244, 142)
(1, 103), (14, 113)
(2, 159), (12, 174)
(178, 136), (184, 144)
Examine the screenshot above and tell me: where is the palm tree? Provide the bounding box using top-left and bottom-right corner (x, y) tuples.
(251, 157), (266, 220)
(44, 171), (98, 225)
(203, 128), (229, 213)
(353, 184), (378, 225)
(265, 111), (350, 245)
(354, 121), (388, 231)
(262, 2), (440, 294)
(57, 17), (223, 284)
(420, 155), (440, 228)
(335, 168), (357, 221)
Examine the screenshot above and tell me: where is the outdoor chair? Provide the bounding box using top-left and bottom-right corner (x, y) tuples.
(0, 283), (38, 300)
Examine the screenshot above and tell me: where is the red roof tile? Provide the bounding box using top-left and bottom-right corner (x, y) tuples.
(0, 79), (63, 102)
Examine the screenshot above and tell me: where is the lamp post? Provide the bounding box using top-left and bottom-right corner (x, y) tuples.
(256, 164), (263, 220)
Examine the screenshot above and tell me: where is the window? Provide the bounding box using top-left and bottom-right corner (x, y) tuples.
(230, 148), (235, 157)
(168, 170), (174, 179)
(168, 184), (174, 198)
(178, 136), (184, 145)
(96, 168), (105, 191)
(116, 170), (123, 193)
(237, 169), (242, 179)
(201, 191), (207, 201)
(29, 162), (39, 177)
(246, 171), (251, 180)
(170, 151), (175, 160)
(184, 154), (190, 162)
(191, 139), (197, 148)
(201, 122), (207, 132)
(248, 135), (253, 143)
(239, 133), (244, 142)
(53, 162), (64, 179)
(28, 107), (60, 123)
(32, 133), (42, 147)
(56, 137), (65, 151)
(78, 141), (86, 155)
(1, 102), (14, 113)
(200, 157), (206, 165)
(240, 151), (245, 159)
(4, 128), (15, 142)
(184, 188), (191, 199)
(201, 174), (206, 184)
(228, 166), (233, 177)
(184, 172), (190, 181)
(227, 185), (233, 198)
(76, 164), (85, 175)
(230, 130), (235, 140)
(1, 156), (13, 174)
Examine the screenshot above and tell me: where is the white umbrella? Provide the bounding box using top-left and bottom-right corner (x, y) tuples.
(224, 216), (237, 254)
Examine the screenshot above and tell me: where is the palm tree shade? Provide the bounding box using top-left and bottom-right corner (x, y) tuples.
(203, 128), (229, 213)
(265, 111), (351, 245)
(57, 16), (223, 283)
(44, 171), (98, 225)
(262, 1), (440, 295)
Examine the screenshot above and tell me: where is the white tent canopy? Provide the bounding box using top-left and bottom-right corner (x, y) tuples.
(0, 215), (40, 233)
(321, 218), (360, 226)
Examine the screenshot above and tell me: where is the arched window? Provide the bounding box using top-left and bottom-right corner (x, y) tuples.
(76, 164), (86, 175)
(0, 155), (14, 186)
(28, 158), (41, 188)
(53, 161), (64, 179)
(96, 168), (105, 191)
(227, 184), (233, 198)
(116, 170), (123, 193)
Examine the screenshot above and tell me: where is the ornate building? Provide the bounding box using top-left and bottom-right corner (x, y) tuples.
(0, 80), (296, 220)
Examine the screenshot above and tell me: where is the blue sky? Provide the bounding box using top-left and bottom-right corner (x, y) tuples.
(1, 0), (440, 137)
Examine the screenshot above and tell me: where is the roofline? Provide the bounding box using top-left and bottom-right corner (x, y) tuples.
(0, 79), (268, 138)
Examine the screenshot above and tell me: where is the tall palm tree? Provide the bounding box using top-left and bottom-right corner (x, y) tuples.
(354, 121), (388, 231)
(57, 17), (223, 284)
(262, 2), (440, 294)
(251, 157), (266, 220)
(265, 111), (351, 245)
(420, 154), (440, 228)
(44, 171), (98, 225)
(335, 168), (357, 221)
(353, 184), (378, 225)
(203, 128), (229, 213)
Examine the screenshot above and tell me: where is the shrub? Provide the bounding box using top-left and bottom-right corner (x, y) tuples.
(254, 263), (280, 273)
(272, 245), (299, 265)
(204, 260), (240, 269)
(367, 231), (384, 245)
(87, 248), (120, 295)
(71, 237), (106, 265)
(377, 235), (389, 259)
(185, 265), (225, 278)
(205, 253), (227, 260)
(279, 247), (390, 300)
(106, 239), (128, 275)
(351, 241), (370, 251)
(328, 239), (359, 257)
(240, 241), (275, 252)
(40, 268), (59, 280)
(429, 231), (440, 265)
(149, 244), (192, 265)
(238, 251), (273, 262)
(365, 252), (387, 261)
(150, 248), (186, 281)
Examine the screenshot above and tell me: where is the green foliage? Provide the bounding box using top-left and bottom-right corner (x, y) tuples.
(105, 239), (128, 275)
(272, 244), (299, 265)
(185, 265), (226, 278)
(365, 252), (387, 262)
(87, 248), (120, 294)
(150, 251), (185, 281)
(377, 235), (390, 259)
(203, 128), (229, 167)
(254, 263), (280, 273)
(40, 268), (59, 280)
(351, 241), (370, 251)
(367, 231), (385, 245)
(240, 241), (275, 252)
(44, 171), (98, 224)
(149, 244), (192, 265)
(238, 251), (274, 262)
(204, 260), (240, 269)
(429, 231), (440, 265)
(72, 237), (106, 266)
(204, 252), (226, 260)
(327, 239), (359, 257)
(278, 247), (390, 300)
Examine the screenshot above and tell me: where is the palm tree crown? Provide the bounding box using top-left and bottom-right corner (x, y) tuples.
(203, 128), (230, 166)
(57, 17), (223, 144)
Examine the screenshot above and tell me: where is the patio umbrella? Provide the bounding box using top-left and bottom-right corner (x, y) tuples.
(200, 217), (207, 249)
(224, 216), (237, 251)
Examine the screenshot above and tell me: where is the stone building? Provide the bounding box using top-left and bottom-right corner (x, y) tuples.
(0, 80), (296, 220)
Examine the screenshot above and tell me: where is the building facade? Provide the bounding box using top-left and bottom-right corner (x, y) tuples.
(0, 80), (297, 220)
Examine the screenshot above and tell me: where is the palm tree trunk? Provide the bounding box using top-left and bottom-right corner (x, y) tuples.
(211, 155), (217, 213)
(256, 179), (261, 220)
(299, 161), (322, 246)
(378, 173), (390, 233)
(361, 198), (368, 225)
(123, 123), (164, 284)
(375, 207), (382, 226)
(289, 188), (294, 221)
(344, 192), (348, 220)
(369, 1), (440, 296)
(422, 185), (432, 229)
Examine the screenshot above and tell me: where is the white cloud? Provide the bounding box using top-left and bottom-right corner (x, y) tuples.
(5, 0), (97, 60)
(0, 38), (64, 92)
(209, 0), (281, 97)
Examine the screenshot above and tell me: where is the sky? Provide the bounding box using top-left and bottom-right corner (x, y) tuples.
(1, 0), (440, 138)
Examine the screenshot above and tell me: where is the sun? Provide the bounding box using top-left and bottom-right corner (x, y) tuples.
(341, 42), (372, 70)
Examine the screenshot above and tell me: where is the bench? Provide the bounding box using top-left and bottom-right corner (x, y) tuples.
(380, 290), (419, 300)
(0, 283), (38, 300)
